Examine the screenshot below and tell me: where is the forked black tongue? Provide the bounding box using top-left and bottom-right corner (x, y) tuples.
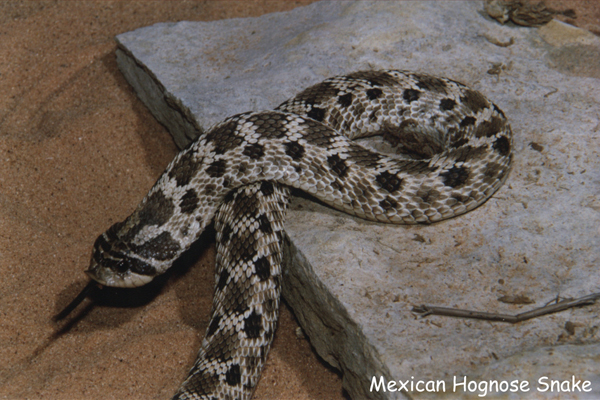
(53, 280), (101, 321)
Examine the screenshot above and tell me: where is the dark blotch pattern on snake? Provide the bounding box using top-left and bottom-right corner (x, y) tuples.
(83, 70), (513, 399)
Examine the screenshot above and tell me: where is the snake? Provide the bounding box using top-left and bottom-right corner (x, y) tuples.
(58, 70), (512, 399)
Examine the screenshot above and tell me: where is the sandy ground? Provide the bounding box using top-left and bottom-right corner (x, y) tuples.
(0, 1), (597, 400)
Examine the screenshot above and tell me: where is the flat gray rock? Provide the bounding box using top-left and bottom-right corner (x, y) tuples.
(115, 2), (600, 399)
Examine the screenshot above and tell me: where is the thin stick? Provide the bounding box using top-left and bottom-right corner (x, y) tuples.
(53, 280), (100, 321)
(412, 292), (600, 323)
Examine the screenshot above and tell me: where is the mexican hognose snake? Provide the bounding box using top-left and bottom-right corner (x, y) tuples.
(72, 70), (512, 399)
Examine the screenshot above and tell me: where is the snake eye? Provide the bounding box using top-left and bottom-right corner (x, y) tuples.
(114, 259), (130, 273)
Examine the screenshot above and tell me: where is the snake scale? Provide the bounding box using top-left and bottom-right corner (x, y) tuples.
(76, 70), (512, 399)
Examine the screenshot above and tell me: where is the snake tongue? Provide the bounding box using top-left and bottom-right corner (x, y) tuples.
(53, 280), (101, 321)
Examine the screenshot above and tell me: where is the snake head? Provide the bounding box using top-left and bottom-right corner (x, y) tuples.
(85, 223), (157, 288)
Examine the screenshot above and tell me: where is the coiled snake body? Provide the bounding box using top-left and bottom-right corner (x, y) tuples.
(81, 70), (512, 399)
